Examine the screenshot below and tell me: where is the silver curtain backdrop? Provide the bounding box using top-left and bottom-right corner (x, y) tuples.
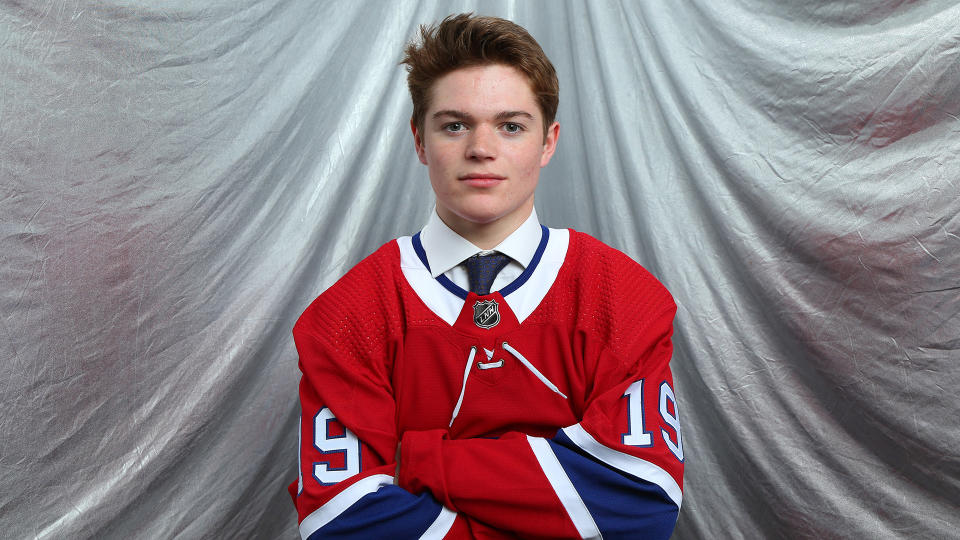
(2, 1), (958, 538)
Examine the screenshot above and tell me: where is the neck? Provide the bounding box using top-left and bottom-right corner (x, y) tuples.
(437, 205), (532, 250)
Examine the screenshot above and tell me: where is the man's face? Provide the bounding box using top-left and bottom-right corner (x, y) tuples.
(413, 64), (559, 234)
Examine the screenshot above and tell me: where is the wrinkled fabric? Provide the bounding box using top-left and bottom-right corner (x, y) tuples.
(1, 1), (957, 538)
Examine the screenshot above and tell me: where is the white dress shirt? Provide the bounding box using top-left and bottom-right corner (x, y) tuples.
(419, 208), (543, 293)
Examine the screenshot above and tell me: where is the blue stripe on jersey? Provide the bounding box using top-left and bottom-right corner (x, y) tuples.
(497, 225), (549, 296)
(411, 231), (432, 273)
(411, 232), (469, 299)
(551, 431), (679, 540)
(306, 485), (445, 539)
(411, 226), (549, 299)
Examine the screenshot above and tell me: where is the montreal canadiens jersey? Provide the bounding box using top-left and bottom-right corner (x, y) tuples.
(291, 226), (684, 539)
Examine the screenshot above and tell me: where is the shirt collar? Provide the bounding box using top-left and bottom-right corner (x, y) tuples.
(420, 208), (542, 278)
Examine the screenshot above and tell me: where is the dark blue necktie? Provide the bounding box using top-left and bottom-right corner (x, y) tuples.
(465, 253), (510, 295)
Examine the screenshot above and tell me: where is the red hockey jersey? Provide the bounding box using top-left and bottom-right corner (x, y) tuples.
(291, 227), (683, 539)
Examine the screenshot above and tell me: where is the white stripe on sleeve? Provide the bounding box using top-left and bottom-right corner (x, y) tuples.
(526, 436), (602, 540)
(299, 474), (393, 539)
(562, 423), (683, 508)
(419, 506), (457, 539)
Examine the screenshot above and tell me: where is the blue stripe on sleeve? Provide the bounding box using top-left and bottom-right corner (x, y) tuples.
(307, 485), (445, 539)
(551, 431), (679, 540)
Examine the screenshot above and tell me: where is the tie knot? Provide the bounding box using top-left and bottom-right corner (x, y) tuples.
(465, 253), (511, 295)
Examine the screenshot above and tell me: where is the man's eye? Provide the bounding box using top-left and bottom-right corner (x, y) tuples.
(503, 122), (523, 133)
(444, 122), (465, 132)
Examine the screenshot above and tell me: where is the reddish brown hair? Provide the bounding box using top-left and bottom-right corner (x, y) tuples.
(401, 13), (559, 136)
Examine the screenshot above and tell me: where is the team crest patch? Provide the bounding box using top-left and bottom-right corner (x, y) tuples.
(473, 299), (500, 329)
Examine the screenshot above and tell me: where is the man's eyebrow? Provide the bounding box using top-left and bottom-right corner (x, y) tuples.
(494, 111), (535, 121)
(432, 110), (473, 120)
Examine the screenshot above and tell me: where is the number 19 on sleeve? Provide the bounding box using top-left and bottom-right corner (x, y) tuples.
(312, 407), (361, 485)
(622, 379), (683, 462)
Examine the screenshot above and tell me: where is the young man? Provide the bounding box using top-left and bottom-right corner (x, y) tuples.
(291, 14), (683, 539)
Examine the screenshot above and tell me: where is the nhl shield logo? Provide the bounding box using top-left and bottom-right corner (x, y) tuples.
(473, 299), (500, 329)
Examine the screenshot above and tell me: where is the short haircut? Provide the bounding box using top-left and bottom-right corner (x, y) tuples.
(401, 13), (559, 137)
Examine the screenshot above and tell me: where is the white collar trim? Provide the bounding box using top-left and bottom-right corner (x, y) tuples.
(398, 227), (569, 326)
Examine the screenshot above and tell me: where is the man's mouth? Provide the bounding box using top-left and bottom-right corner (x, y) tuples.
(459, 173), (505, 187)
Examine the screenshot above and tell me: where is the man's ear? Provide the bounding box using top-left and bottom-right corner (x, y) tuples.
(539, 121), (560, 168)
(411, 119), (428, 165)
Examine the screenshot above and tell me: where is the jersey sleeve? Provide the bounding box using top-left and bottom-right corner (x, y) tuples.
(398, 288), (683, 539)
(291, 287), (470, 539)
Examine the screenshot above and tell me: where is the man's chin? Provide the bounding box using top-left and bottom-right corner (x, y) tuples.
(454, 216), (503, 230)
(437, 198), (533, 230)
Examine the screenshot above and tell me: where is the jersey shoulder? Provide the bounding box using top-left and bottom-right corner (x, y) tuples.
(566, 229), (674, 303)
(293, 239), (404, 360)
(560, 229), (677, 353)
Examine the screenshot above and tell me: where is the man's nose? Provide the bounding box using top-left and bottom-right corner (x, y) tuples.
(465, 126), (497, 160)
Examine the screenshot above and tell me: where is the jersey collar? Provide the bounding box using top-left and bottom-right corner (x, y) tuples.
(419, 208), (543, 278)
